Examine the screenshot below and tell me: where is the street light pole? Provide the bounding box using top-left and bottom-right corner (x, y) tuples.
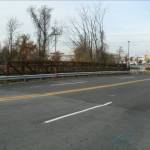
(128, 41), (130, 68)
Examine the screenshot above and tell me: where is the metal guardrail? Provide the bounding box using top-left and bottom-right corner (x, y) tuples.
(0, 71), (129, 82)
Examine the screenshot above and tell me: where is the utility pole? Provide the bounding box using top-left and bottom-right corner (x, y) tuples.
(50, 26), (62, 53)
(128, 41), (130, 68)
(53, 30), (60, 53)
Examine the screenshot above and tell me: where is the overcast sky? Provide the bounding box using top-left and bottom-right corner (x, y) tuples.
(0, 1), (150, 56)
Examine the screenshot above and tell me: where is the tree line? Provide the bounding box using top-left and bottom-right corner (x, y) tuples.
(0, 5), (116, 64)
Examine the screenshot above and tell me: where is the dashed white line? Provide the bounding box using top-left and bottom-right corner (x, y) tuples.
(43, 101), (112, 124)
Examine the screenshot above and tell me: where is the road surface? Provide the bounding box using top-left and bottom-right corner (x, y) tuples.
(0, 73), (150, 150)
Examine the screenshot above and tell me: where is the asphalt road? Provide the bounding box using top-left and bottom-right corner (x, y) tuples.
(0, 73), (150, 150)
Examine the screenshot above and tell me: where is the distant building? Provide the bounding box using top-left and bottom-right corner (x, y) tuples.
(144, 54), (150, 63)
(61, 54), (74, 61)
(130, 56), (146, 65)
(48, 51), (74, 61)
(113, 54), (127, 64)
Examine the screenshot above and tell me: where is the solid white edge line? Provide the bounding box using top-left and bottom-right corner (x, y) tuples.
(120, 76), (135, 79)
(43, 101), (112, 124)
(51, 81), (88, 86)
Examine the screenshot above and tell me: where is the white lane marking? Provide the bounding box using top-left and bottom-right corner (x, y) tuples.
(120, 76), (135, 79)
(109, 94), (115, 97)
(51, 81), (88, 86)
(43, 101), (112, 124)
(29, 85), (42, 88)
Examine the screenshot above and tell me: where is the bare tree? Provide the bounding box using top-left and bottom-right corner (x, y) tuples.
(7, 18), (19, 59)
(70, 5), (107, 63)
(28, 6), (52, 59)
(117, 46), (124, 64)
(16, 34), (38, 61)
